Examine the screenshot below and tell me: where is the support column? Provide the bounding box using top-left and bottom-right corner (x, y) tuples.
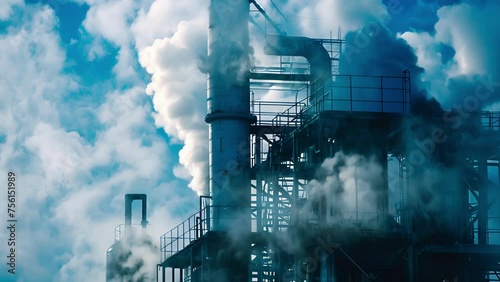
(478, 155), (488, 244)
(408, 246), (414, 282)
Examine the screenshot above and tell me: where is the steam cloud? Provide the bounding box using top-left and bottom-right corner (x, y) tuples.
(401, 1), (500, 109)
(139, 14), (209, 195)
(302, 152), (385, 227)
(107, 228), (158, 282)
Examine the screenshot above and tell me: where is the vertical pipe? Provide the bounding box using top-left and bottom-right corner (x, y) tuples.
(355, 167), (359, 222)
(380, 76), (384, 112)
(330, 251), (335, 282)
(292, 134), (299, 226)
(125, 194), (148, 229)
(349, 75), (353, 111)
(141, 196), (147, 229)
(478, 155), (488, 244)
(199, 196), (211, 233)
(125, 194), (132, 227)
(256, 133), (262, 232)
(408, 246), (414, 282)
(320, 250), (327, 281)
(273, 172), (279, 231)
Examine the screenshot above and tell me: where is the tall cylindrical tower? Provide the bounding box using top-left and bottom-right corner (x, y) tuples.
(205, 0), (253, 231)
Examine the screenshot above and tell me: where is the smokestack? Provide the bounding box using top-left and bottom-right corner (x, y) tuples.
(204, 2), (253, 280)
(125, 194), (147, 229)
(205, 0), (254, 231)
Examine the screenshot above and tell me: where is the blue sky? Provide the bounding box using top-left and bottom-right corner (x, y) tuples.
(0, 0), (499, 281)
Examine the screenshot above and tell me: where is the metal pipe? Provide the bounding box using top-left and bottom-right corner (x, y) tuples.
(249, 0), (286, 35)
(264, 35), (332, 103)
(478, 155), (488, 244)
(124, 194), (148, 229)
(199, 195), (211, 233)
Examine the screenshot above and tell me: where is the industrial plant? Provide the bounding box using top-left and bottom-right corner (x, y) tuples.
(108, 1), (500, 281)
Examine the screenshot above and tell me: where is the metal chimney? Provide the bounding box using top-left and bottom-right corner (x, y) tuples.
(205, 0), (254, 231)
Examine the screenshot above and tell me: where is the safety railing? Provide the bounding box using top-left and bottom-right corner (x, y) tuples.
(114, 224), (143, 242)
(252, 100), (305, 126)
(160, 206), (265, 261)
(473, 217), (500, 245)
(271, 99), (307, 128)
(160, 206), (396, 262)
(307, 74), (411, 114)
(251, 72), (412, 135)
(160, 205), (294, 262)
(481, 111), (500, 131)
(160, 207), (209, 261)
(302, 211), (391, 230)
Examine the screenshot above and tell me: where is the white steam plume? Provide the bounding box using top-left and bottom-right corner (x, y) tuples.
(107, 228), (158, 282)
(139, 11), (209, 195)
(400, 2), (500, 108)
(303, 152), (385, 227)
(279, 0), (389, 37)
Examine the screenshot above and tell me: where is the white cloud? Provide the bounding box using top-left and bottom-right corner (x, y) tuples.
(138, 9), (208, 195)
(279, 0), (388, 37)
(0, 3), (195, 281)
(400, 31), (451, 100)
(434, 3), (499, 77)
(0, 0), (22, 20)
(82, 0), (137, 47)
(131, 0), (206, 49)
(401, 2), (500, 107)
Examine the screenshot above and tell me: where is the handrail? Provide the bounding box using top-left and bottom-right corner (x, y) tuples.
(251, 72), (413, 133)
(114, 224), (144, 242)
(481, 111), (500, 131)
(159, 205), (294, 262)
(160, 207), (208, 261)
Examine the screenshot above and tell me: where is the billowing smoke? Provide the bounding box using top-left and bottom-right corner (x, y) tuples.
(107, 228), (157, 282)
(400, 115), (470, 242)
(401, 1), (500, 109)
(301, 152), (386, 228)
(339, 23), (447, 116)
(278, 0), (389, 37)
(139, 12), (209, 195)
(341, 26), (423, 78)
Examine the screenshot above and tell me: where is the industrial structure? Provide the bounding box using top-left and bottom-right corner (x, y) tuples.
(155, 0), (500, 281)
(107, 194), (156, 282)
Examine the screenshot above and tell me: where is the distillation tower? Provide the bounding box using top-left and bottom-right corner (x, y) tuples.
(157, 1), (500, 281)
